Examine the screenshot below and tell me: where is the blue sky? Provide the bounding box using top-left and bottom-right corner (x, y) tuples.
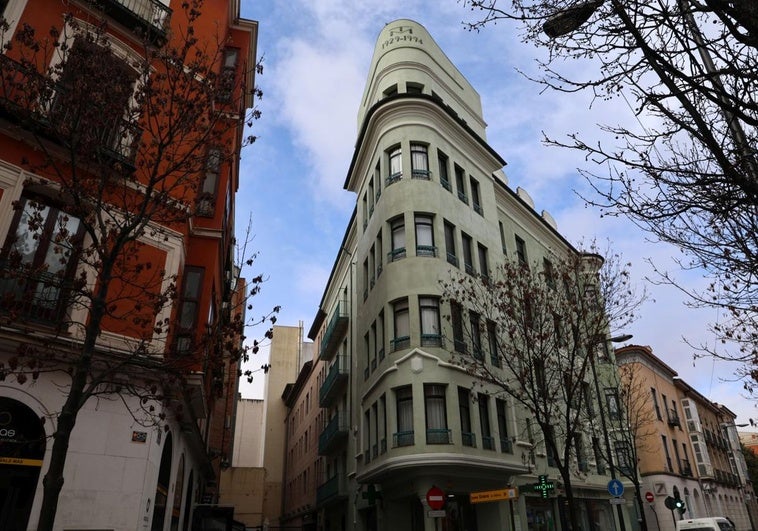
(235, 0), (755, 426)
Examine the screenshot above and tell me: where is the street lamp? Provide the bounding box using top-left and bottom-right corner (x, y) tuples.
(542, 0), (605, 38)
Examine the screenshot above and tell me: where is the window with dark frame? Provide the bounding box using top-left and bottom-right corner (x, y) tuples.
(197, 147), (221, 216)
(458, 387), (475, 447)
(454, 165), (467, 203)
(487, 320), (500, 367)
(461, 233), (474, 275)
(470, 177), (482, 214)
(515, 235), (528, 266)
(390, 216), (406, 261)
(217, 48), (239, 103)
(424, 384), (449, 444)
(0, 196), (84, 322)
(391, 298), (410, 351)
(419, 296), (441, 347)
(451, 300), (466, 353)
(411, 144), (430, 179)
(395, 386), (414, 447)
(387, 146), (402, 185)
(478, 393), (494, 450)
(438, 150), (451, 191)
(444, 221), (457, 267)
(175, 266), (204, 355)
(470, 311), (482, 360)
(496, 398), (512, 453)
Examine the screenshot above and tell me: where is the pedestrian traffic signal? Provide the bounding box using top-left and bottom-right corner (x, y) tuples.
(674, 497), (686, 514)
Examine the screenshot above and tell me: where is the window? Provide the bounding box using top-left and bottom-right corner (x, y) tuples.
(478, 394), (494, 450)
(477, 244), (489, 279)
(217, 48), (240, 102)
(391, 298), (410, 351)
(414, 214), (435, 256)
(176, 267), (204, 354)
(362, 193), (368, 232)
(470, 311), (483, 360)
(395, 386), (414, 447)
(406, 82), (424, 94)
(197, 147), (221, 216)
(374, 161), (382, 200)
(362, 259), (369, 301)
(470, 178), (482, 214)
(496, 399), (512, 453)
(368, 180), (375, 214)
(363, 333), (370, 380)
(376, 231), (383, 276)
(605, 389), (620, 421)
(582, 382), (594, 415)
(454, 165), (467, 203)
(651, 388), (662, 420)
(425, 384), (449, 444)
(389, 217), (406, 261)
(438, 150), (451, 191)
(51, 37), (139, 160)
(458, 387), (475, 447)
(378, 311), (385, 361)
(371, 321), (378, 370)
(383, 84), (398, 98)
(461, 233), (474, 274)
(499, 221), (507, 255)
(0, 196), (84, 322)
(411, 144), (430, 179)
(420, 297), (441, 347)
(451, 301), (466, 353)
(616, 441), (634, 475)
(364, 410), (371, 459)
(662, 435), (673, 471)
(369, 246), (375, 289)
(444, 221), (457, 267)
(543, 258), (555, 289)
(387, 146), (402, 185)
(380, 394), (387, 453)
(515, 235), (528, 265)
(575, 434), (588, 471)
(487, 320), (500, 367)
(593, 437), (606, 474)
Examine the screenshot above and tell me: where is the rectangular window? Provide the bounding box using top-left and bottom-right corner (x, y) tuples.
(176, 266), (204, 354)
(376, 231), (383, 276)
(369, 245), (375, 289)
(362, 259), (369, 301)
(368, 180), (375, 214)
(380, 394), (387, 453)
(390, 217), (406, 261)
(616, 441), (634, 475)
(673, 438), (682, 472)
(499, 221), (507, 255)
(487, 320), (500, 367)
(451, 301), (466, 353)
(651, 388), (662, 420)
(374, 161), (382, 200)
(0, 197), (84, 322)
(458, 387), (475, 447)
(395, 386), (414, 447)
(478, 393), (494, 450)
(362, 193), (368, 232)
(454, 165), (467, 203)
(462, 233), (474, 275)
(420, 296), (441, 347)
(371, 321), (378, 370)
(391, 298), (410, 351)
(364, 409), (371, 460)
(470, 311), (482, 360)
(372, 402), (379, 457)
(543, 258), (555, 289)
(197, 147), (221, 216)
(575, 434), (588, 471)
(425, 384), (449, 444)
(364, 332), (370, 380)
(470, 177), (482, 214)
(477, 244), (489, 279)
(515, 235), (528, 266)
(438, 150), (451, 191)
(496, 399), (512, 453)
(593, 437), (606, 474)
(375, 311), (385, 363)
(662, 435), (673, 472)
(387, 146), (402, 185)
(414, 214), (436, 257)
(411, 144), (430, 179)
(444, 221), (457, 267)
(217, 47), (239, 102)
(605, 389), (620, 421)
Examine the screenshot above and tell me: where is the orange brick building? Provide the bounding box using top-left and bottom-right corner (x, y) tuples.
(0, 0), (257, 529)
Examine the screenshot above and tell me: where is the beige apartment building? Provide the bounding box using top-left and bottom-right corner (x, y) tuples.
(616, 345), (756, 531)
(293, 18), (635, 531)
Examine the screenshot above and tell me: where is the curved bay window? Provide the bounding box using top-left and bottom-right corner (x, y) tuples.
(0, 196), (84, 323)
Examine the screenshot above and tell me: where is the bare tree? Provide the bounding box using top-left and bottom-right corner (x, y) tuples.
(441, 242), (643, 531)
(0, 3), (276, 529)
(460, 0), (758, 385)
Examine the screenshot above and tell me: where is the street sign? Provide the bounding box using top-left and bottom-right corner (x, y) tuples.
(609, 498), (627, 505)
(533, 475), (555, 499)
(428, 510), (446, 518)
(470, 487), (518, 504)
(645, 491), (654, 503)
(607, 478), (624, 497)
(426, 486), (446, 510)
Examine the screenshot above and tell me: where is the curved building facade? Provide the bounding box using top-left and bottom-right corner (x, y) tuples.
(305, 19), (633, 531)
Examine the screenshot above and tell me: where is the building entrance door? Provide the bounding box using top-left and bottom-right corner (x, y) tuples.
(0, 397), (46, 531)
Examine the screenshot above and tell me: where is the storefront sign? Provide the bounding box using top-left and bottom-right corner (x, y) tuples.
(532, 475), (555, 499)
(470, 487), (518, 503)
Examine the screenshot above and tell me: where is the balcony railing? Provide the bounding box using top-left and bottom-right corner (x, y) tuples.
(416, 245), (437, 257)
(578, 459), (589, 472)
(316, 474), (347, 507)
(0, 262), (75, 325)
(682, 459), (693, 477)
(426, 429), (452, 444)
(318, 414), (348, 456)
(420, 334), (443, 348)
(500, 438), (513, 454)
(446, 252), (459, 267)
(390, 336), (410, 352)
(667, 411), (681, 428)
(411, 169), (431, 180)
(393, 430), (414, 447)
(482, 435), (496, 451)
(319, 356), (349, 407)
(319, 301), (349, 360)
(100, 0), (172, 45)
(462, 432), (477, 448)
(0, 56), (142, 167)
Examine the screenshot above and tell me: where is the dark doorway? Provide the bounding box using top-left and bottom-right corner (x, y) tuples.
(0, 397), (46, 531)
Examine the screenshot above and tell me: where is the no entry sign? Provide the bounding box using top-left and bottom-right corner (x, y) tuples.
(426, 486), (445, 510)
(645, 491), (654, 503)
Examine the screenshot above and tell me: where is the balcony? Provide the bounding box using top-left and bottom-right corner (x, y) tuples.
(416, 245), (437, 257)
(667, 411), (681, 428)
(319, 356), (349, 408)
(319, 301), (349, 361)
(393, 430), (414, 448)
(390, 336), (410, 352)
(578, 460), (590, 472)
(98, 0), (172, 45)
(0, 261), (75, 325)
(316, 474), (348, 507)
(420, 334), (443, 348)
(0, 56), (142, 167)
(482, 435), (496, 451)
(411, 169), (431, 180)
(681, 459), (693, 477)
(426, 429), (452, 445)
(500, 438), (513, 454)
(462, 432), (477, 448)
(318, 414), (348, 456)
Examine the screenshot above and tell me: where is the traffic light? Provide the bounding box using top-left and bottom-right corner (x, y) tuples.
(674, 497), (686, 515)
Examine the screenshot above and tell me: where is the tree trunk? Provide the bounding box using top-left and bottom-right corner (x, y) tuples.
(36, 291), (108, 531)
